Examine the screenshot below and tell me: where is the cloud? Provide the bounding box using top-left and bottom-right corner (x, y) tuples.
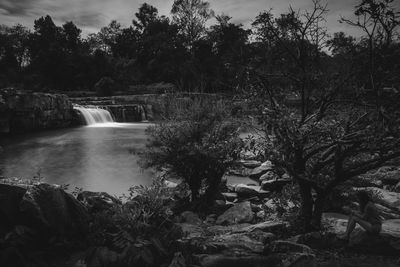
(0, 0), (36, 16)
(0, 0), (399, 37)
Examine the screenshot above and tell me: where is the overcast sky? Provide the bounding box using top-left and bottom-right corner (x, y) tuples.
(1, 0), (399, 37)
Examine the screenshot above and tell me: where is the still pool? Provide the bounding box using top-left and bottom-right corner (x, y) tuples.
(0, 123), (154, 196)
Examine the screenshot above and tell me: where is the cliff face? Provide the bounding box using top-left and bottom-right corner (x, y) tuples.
(0, 88), (75, 133)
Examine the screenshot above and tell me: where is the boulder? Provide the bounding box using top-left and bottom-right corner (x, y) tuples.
(261, 179), (291, 192)
(374, 203), (400, 219)
(236, 221), (288, 234)
(195, 254), (282, 267)
(249, 161), (274, 180)
(348, 220), (400, 255)
(228, 167), (253, 177)
(240, 160), (262, 169)
(268, 240), (313, 254)
(373, 166), (400, 186)
(216, 201), (254, 225)
(0, 183), (27, 235)
(259, 171), (279, 182)
(20, 183), (89, 239)
(235, 184), (260, 198)
(355, 187), (400, 212)
(77, 191), (120, 212)
(322, 213), (400, 255)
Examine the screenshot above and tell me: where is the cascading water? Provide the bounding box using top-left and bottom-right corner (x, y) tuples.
(74, 105), (115, 125)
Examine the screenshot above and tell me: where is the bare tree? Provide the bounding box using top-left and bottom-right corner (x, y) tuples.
(251, 0), (400, 231)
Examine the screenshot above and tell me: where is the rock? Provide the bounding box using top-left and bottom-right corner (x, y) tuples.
(249, 161), (274, 180)
(164, 180), (179, 188)
(349, 176), (383, 188)
(235, 184), (260, 198)
(195, 254), (282, 267)
(261, 178), (291, 192)
(0, 88), (74, 133)
(348, 220), (400, 255)
(373, 166), (400, 186)
(259, 171), (279, 182)
(216, 201), (254, 225)
(256, 210), (266, 219)
(177, 223), (205, 239)
(77, 191), (120, 212)
(288, 232), (339, 250)
(322, 212), (355, 234)
(375, 203), (400, 219)
(322, 213), (400, 255)
(0, 183), (27, 235)
(169, 252), (186, 267)
(221, 192), (238, 202)
(180, 211), (202, 225)
(207, 224), (252, 235)
(355, 187), (400, 212)
(268, 240), (313, 254)
(237, 221), (288, 234)
(20, 183), (89, 239)
(281, 253), (316, 267)
(208, 232), (265, 253)
(395, 181), (400, 193)
(240, 160), (262, 169)
(228, 167), (253, 177)
(205, 214), (217, 224)
(208, 200), (233, 215)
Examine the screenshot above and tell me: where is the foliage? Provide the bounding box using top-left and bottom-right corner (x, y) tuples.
(141, 97), (243, 207)
(171, 0), (214, 49)
(88, 177), (175, 246)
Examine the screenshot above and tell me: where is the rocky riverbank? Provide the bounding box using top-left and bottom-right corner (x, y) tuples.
(1, 161), (400, 267)
(0, 88), (75, 133)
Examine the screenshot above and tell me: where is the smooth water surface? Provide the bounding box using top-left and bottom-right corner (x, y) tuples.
(0, 123), (154, 196)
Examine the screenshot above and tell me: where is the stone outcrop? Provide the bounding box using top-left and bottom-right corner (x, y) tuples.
(0, 88), (74, 133)
(354, 187), (400, 212)
(216, 201), (254, 225)
(321, 213), (400, 255)
(0, 182), (89, 241)
(77, 191), (121, 213)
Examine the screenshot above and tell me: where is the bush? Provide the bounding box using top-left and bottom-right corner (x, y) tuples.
(89, 177), (174, 240)
(141, 97), (243, 208)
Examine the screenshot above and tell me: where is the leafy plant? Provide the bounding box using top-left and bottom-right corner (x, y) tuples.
(141, 97), (243, 208)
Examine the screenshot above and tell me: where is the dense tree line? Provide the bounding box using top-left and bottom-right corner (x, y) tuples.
(0, 0), (399, 95)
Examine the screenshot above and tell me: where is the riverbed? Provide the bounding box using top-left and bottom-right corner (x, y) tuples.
(0, 123), (154, 196)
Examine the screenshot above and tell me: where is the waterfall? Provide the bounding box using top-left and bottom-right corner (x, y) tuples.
(74, 106), (115, 125)
(139, 105), (147, 121)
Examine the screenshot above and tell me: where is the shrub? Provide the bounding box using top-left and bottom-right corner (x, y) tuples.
(141, 97), (243, 208)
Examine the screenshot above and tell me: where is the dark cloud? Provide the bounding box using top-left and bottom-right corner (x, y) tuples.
(0, 0), (37, 16)
(0, 0), (399, 36)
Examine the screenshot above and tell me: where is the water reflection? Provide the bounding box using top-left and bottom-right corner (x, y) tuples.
(0, 123), (153, 196)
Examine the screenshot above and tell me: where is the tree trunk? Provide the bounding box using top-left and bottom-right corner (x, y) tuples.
(311, 193), (326, 230)
(298, 180), (314, 232)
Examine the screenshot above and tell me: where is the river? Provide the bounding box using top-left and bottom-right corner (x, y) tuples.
(0, 122), (154, 196)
